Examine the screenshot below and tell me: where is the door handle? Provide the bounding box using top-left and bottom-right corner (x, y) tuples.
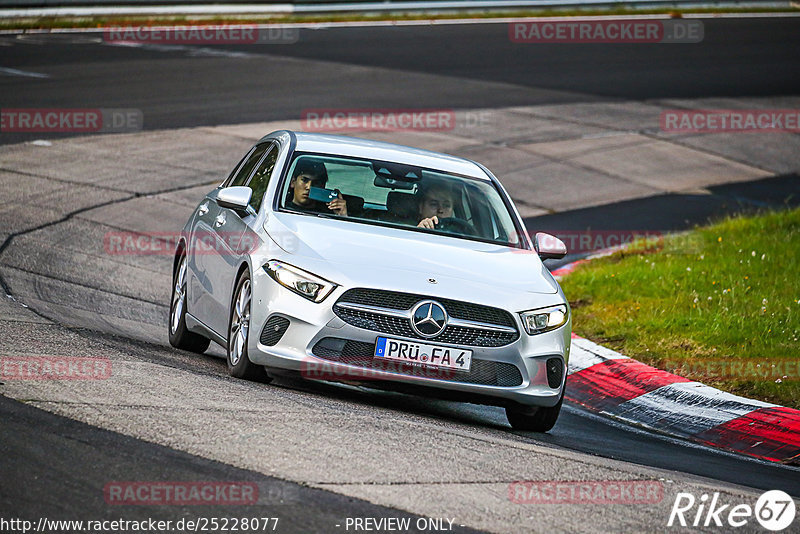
(198, 202), (209, 216)
(214, 213), (226, 227)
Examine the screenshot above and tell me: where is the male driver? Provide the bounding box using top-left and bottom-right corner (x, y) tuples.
(416, 182), (455, 229)
(287, 158), (347, 216)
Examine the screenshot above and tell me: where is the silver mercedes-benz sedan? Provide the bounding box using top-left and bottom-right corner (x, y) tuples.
(169, 130), (571, 431)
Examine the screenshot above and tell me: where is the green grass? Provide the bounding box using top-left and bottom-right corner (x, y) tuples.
(1, 7), (798, 31)
(560, 208), (800, 409)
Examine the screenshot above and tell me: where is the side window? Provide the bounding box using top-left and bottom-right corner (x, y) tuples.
(223, 149), (251, 186)
(229, 143), (269, 187)
(247, 144), (278, 213)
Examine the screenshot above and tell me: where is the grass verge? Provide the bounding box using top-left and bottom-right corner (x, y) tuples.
(560, 207), (800, 409)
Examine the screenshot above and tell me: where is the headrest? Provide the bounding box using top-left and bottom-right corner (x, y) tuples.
(342, 193), (364, 215)
(386, 191), (417, 219)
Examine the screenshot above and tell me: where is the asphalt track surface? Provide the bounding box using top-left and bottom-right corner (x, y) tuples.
(0, 18), (799, 143)
(2, 16), (800, 533)
(1, 395), (482, 534)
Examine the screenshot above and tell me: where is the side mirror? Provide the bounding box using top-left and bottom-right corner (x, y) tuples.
(217, 186), (252, 211)
(534, 232), (567, 260)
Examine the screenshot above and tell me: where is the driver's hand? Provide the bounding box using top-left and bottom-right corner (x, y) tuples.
(417, 216), (438, 229)
(328, 191), (348, 216)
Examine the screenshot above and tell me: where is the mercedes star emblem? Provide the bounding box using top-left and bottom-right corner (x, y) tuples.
(410, 300), (448, 338)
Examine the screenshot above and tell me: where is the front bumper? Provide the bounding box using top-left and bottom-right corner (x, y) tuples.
(248, 267), (571, 408)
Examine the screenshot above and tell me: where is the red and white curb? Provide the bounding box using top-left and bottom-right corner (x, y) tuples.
(551, 257), (800, 465)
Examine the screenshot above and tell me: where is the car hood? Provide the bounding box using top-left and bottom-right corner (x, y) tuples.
(265, 213), (559, 295)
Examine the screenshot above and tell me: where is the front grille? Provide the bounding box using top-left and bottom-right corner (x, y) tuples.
(260, 315), (290, 346)
(338, 289), (515, 325)
(311, 337), (524, 387)
(333, 288), (519, 348)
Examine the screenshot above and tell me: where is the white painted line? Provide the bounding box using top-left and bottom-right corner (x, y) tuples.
(562, 402), (800, 470)
(104, 41), (258, 58)
(610, 381), (777, 436)
(0, 66), (49, 79)
(568, 335), (628, 374)
(668, 380), (777, 409)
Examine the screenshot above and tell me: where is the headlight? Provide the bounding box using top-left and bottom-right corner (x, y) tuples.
(264, 260), (336, 303)
(520, 304), (568, 335)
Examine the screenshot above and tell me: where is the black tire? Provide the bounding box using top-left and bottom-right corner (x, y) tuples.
(227, 269), (270, 382)
(505, 390), (564, 432)
(168, 252), (211, 353)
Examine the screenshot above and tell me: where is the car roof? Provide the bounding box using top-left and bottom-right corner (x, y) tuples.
(263, 131), (491, 180)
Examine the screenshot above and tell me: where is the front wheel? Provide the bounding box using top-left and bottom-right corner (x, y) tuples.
(168, 253), (211, 353)
(505, 390), (564, 432)
(227, 270), (270, 382)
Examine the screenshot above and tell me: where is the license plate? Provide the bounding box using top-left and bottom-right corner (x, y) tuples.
(374, 337), (472, 372)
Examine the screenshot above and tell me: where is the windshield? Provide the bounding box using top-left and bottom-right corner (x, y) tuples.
(279, 152), (524, 248)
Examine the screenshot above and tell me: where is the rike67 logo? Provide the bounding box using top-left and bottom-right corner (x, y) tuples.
(668, 490), (795, 531)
